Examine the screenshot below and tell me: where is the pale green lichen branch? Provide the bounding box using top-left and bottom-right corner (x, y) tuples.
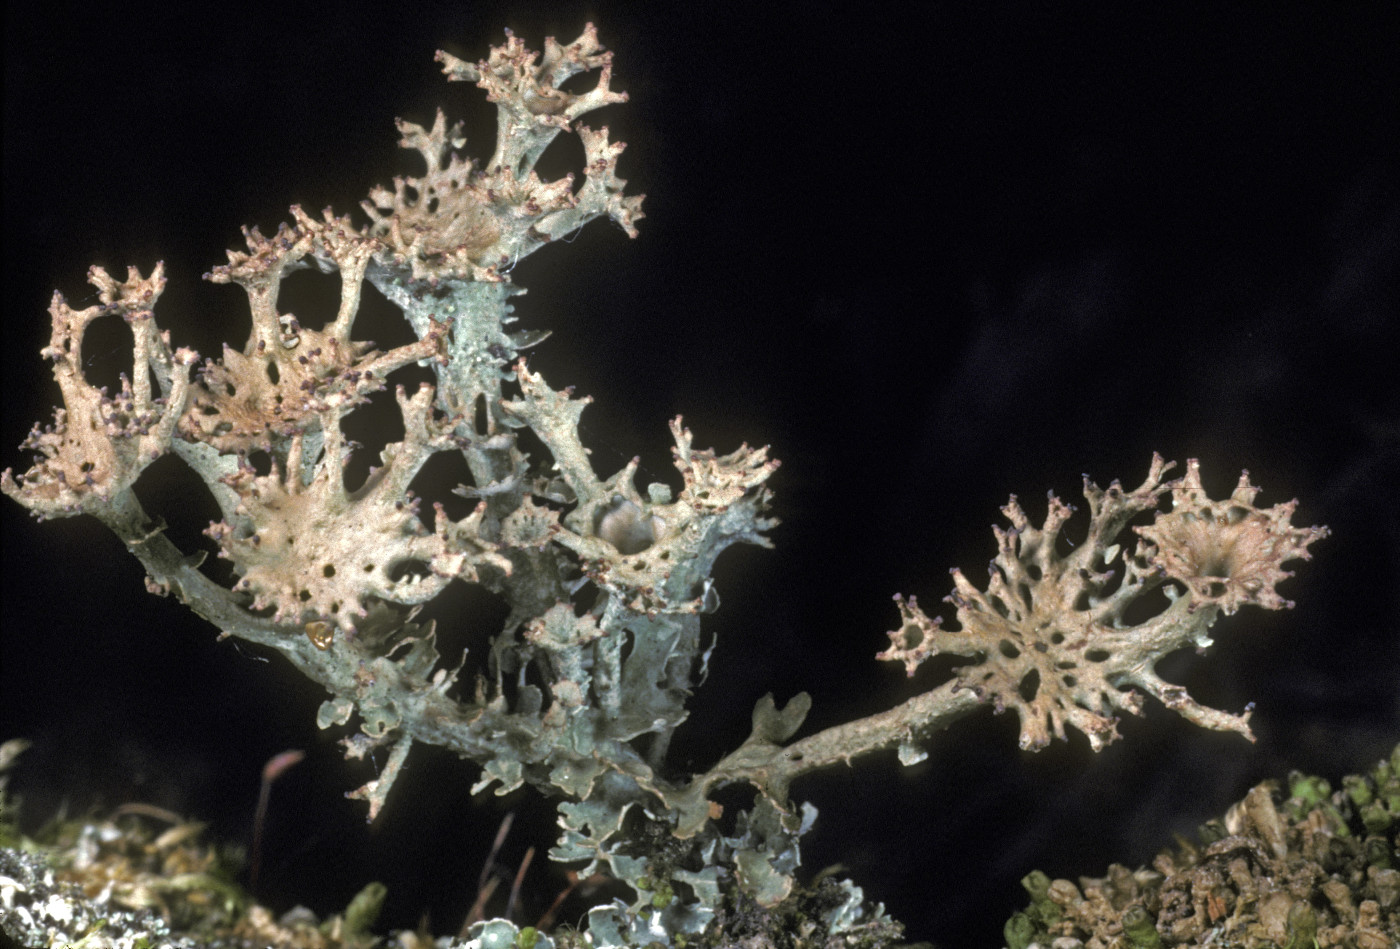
(676, 454), (1327, 833)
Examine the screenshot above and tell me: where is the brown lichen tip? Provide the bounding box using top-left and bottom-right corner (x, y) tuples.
(878, 456), (1328, 753)
(1, 264), (196, 520)
(1135, 458), (1330, 615)
(358, 24), (643, 284)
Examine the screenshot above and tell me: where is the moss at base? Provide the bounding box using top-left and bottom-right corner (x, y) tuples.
(1006, 744), (1399, 949)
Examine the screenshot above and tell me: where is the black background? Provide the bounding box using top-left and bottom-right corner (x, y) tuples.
(4, 2), (1397, 945)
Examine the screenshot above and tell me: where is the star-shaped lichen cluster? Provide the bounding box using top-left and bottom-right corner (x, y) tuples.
(879, 455), (1328, 751)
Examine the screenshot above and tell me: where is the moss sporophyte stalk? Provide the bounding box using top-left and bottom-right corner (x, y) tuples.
(4, 22), (1382, 949)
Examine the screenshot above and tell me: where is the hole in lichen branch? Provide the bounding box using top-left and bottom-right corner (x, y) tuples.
(705, 784), (757, 838)
(1085, 648), (1111, 663)
(529, 112), (587, 191)
(1017, 668), (1040, 702)
(277, 266), (341, 333)
(998, 639), (1021, 659)
(916, 652), (984, 688)
(408, 449), (473, 523)
(572, 580), (601, 616)
(1055, 524), (1080, 559)
(1119, 582), (1174, 627)
(406, 579), (511, 702)
(387, 560), (431, 584)
(618, 626), (637, 665)
(896, 624), (924, 650)
(78, 312), (134, 394)
(322, 564), (336, 578)
(472, 394), (489, 436)
(248, 450), (273, 476)
(132, 453), (228, 584)
(339, 384), (406, 494)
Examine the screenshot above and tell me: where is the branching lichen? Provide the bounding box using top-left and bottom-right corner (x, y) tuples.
(2, 23), (1330, 948)
(877, 455), (1327, 753)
